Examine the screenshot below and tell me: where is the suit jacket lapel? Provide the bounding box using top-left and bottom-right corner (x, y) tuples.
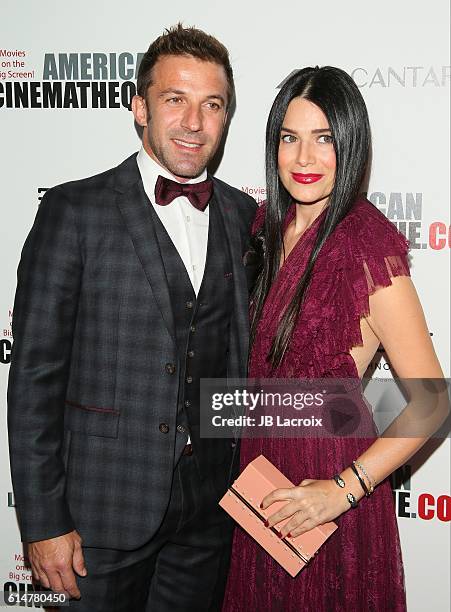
(212, 182), (249, 377)
(114, 155), (176, 342)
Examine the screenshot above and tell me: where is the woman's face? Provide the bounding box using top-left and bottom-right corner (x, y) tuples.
(277, 97), (336, 206)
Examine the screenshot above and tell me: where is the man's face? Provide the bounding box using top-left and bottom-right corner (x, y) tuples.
(132, 55), (229, 182)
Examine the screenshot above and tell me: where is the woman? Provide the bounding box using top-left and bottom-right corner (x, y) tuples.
(223, 67), (446, 611)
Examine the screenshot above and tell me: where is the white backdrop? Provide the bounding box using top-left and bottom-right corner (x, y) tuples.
(1, 1), (449, 609)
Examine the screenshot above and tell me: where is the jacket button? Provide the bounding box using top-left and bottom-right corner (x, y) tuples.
(186, 376), (193, 384)
(159, 423), (170, 434)
(177, 424), (186, 433)
(184, 400), (191, 408)
(187, 350), (195, 358)
(165, 363), (176, 374)
(186, 301), (193, 309)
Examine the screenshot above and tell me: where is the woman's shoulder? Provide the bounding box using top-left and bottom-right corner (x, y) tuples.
(329, 197), (410, 299)
(338, 197), (410, 260)
(341, 196), (399, 232)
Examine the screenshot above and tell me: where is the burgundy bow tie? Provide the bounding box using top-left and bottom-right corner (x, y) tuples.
(154, 175), (213, 211)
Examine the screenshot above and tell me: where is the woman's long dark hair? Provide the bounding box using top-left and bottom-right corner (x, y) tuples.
(250, 66), (371, 368)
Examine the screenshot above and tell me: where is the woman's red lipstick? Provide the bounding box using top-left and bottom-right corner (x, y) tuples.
(291, 173), (323, 184)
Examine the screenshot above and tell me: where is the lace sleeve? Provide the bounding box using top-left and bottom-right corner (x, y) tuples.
(363, 254), (410, 294)
(349, 202), (411, 312)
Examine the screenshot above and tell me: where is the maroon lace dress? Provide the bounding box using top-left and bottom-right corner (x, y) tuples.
(223, 198), (409, 612)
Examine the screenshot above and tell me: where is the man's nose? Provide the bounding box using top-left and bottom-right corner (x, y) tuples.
(181, 104), (203, 132)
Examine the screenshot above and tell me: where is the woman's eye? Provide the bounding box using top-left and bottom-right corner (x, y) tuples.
(281, 134), (296, 143)
(318, 134), (333, 144)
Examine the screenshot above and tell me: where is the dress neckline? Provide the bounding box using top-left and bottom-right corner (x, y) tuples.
(279, 202), (327, 271)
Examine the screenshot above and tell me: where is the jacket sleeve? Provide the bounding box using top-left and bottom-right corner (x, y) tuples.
(7, 186), (83, 542)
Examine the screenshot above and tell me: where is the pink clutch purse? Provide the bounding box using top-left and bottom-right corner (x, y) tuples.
(220, 455), (338, 577)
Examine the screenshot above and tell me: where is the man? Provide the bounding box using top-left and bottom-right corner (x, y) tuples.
(8, 24), (257, 611)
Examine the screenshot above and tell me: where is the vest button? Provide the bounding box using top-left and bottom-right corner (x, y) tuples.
(190, 325), (196, 333)
(186, 376), (193, 384)
(186, 301), (194, 309)
(187, 350), (195, 358)
(165, 363), (176, 375)
(177, 424), (186, 434)
(184, 400), (191, 408)
(159, 423), (170, 434)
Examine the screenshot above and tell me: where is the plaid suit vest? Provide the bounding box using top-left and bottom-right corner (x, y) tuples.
(149, 199), (234, 465)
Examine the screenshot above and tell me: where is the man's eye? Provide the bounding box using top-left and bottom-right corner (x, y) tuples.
(167, 97), (183, 104)
(281, 134), (296, 143)
(206, 102), (221, 110)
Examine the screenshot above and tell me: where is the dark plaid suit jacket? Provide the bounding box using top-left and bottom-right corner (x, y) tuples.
(7, 153), (257, 549)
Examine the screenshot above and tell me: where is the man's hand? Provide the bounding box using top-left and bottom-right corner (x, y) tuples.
(28, 530), (87, 599)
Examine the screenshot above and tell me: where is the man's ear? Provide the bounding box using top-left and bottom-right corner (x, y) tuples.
(131, 95), (148, 127)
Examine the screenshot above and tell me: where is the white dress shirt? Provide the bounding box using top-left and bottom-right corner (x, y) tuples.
(136, 146), (209, 296)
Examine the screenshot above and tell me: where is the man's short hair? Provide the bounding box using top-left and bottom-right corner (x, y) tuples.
(137, 23), (235, 109)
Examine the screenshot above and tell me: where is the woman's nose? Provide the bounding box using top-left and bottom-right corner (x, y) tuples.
(296, 141), (314, 166)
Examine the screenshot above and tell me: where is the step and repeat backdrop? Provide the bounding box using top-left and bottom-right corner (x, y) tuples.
(1, 0), (450, 609)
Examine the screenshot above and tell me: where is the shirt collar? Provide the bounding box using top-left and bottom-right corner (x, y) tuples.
(137, 146), (208, 203)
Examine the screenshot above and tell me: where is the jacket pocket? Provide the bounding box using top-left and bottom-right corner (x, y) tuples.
(64, 401), (120, 438)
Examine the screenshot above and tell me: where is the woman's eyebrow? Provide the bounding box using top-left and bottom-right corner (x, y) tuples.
(280, 126), (331, 134)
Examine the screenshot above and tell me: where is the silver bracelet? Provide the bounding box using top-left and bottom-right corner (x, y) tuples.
(353, 460), (375, 494)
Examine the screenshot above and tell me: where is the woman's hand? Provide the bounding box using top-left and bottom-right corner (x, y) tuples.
(261, 479), (350, 538)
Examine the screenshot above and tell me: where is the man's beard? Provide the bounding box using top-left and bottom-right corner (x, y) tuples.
(154, 146), (211, 179)
(146, 121), (220, 179)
